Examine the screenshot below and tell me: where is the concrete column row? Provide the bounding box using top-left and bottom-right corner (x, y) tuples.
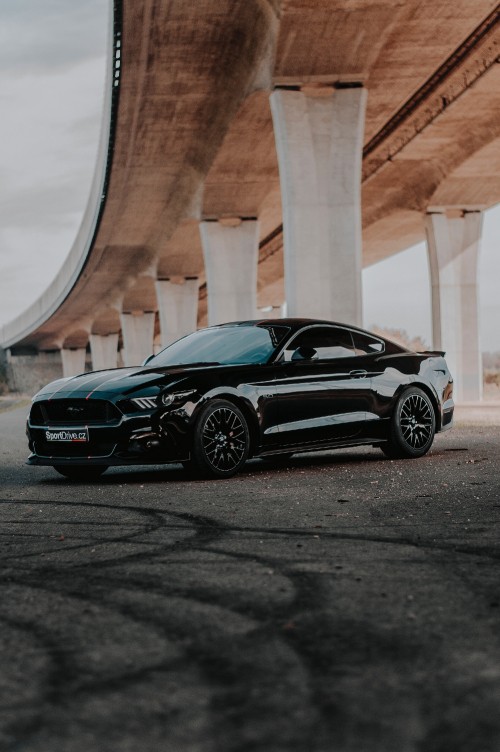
(62, 85), (367, 377)
(59, 85), (485, 402)
(60, 280), (202, 377)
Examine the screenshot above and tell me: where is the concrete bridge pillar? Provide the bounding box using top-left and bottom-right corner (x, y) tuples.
(270, 85), (367, 325)
(258, 304), (285, 319)
(155, 278), (199, 348)
(425, 210), (483, 403)
(200, 219), (259, 325)
(89, 333), (119, 371)
(61, 348), (87, 378)
(120, 312), (155, 367)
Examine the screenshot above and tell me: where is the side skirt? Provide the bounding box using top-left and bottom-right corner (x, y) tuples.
(256, 437), (387, 458)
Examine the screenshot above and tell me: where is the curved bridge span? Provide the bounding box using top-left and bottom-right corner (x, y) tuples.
(1, 0), (499, 403)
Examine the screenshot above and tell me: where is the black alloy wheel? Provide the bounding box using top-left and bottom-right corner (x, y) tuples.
(382, 387), (436, 459)
(53, 465), (108, 480)
(187, 399), (250, 478)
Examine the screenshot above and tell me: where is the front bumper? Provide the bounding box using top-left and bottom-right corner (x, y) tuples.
(26, 411), (190, 467)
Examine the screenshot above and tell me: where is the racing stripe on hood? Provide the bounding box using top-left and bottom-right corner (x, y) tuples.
(53, 368), (139, 398)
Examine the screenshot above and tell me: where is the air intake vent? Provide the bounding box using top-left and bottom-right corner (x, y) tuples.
(30, 399), (121, 426)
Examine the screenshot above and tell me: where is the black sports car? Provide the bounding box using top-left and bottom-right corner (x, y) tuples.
(26, 319), (454, 479)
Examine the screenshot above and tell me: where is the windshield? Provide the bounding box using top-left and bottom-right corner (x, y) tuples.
(148, 325), (290, 368)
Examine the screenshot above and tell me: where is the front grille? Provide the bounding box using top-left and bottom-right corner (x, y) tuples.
(34, 440), (116, 458)
(30, 399), (121, 426)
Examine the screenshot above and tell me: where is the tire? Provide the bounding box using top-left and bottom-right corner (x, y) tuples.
(53, 465), (108, 480)
(381, 387), (436, 459)
(187, 399), (250, 479)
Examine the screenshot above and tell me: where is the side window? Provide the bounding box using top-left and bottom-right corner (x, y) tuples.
(351, 331), (385, 356)
(284, 327), (355, 361)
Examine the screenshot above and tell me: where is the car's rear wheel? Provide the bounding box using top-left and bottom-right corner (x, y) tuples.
(53, 465), (108, 480)
(186, 399), (250, 479)
(382, 387), (436, 459)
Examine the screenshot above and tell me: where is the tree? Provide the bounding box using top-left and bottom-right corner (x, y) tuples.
(369, 325), (430, 352)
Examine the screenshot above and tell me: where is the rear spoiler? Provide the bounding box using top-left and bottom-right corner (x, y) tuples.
(417, 350), (445, 357)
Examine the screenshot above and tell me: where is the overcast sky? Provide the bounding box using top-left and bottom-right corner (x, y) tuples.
(0, 0), (107, 331)
(0, 0), (499, 351)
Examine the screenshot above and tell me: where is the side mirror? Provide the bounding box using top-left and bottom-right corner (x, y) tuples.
(141, 354), (155, 367)
(291, 345), (318, 362)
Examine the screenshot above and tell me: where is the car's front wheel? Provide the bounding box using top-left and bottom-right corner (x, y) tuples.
(382, 387), (436, 459)
(186, 399), (250, 479)
(53, 465), (108, 480)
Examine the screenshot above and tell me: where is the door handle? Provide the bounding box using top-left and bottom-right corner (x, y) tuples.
(349, 369), (367, 378)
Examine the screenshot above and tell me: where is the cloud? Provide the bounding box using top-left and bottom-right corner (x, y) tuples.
(0, 224), (79, 325)
(0, 0), (109, 76)
(0, 3), (107, 329)
(0, 172), (93, 231)
(0, 57), (105, 224)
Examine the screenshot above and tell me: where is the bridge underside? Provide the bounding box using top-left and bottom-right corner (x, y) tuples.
(2, 0), (499, 402)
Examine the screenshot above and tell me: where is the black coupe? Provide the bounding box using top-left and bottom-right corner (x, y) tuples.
(26, 319), (454, 479)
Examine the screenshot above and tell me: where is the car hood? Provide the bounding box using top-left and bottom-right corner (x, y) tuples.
(34, 364), (220, 400)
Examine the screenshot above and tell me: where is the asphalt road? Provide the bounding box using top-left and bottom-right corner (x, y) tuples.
(1, 403), (499, 752)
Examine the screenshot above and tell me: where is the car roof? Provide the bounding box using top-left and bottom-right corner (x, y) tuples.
(212, 319), (408, 353)
(214, 318), (374, 335)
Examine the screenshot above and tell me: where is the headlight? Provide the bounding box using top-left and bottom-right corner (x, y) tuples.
(161, 389), (196, 407)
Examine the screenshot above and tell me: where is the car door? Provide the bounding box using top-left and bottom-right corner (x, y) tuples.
(272, 325), (375, 448)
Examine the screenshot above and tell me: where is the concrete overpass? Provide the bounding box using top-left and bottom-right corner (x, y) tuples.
(1, 0), (499, 402)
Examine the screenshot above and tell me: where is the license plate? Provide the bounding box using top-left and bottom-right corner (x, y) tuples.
(45, 427), (89, 443)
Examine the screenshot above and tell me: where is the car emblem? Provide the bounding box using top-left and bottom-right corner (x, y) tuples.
(66, 406), (84, 415)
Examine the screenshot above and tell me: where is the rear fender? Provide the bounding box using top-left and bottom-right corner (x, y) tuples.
(394, 381), (442, 432)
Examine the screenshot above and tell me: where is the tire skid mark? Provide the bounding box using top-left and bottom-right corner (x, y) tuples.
(0, 508), (320, 749)
(205, 540), (409, 744)
(0, 600), (211, 752)
(112, 514), (332, 741)
(200, 521), (500, 562)
(0, 582), (185, 696)
(0, 499), (197, 565)
(154, 513), (500, 747)
(0, 613), (81, 748)
(0, 577), (315, 750)
(2, 494), (500, 750)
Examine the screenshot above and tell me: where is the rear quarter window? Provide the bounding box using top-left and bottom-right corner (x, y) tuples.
(351, 331), (385, 356)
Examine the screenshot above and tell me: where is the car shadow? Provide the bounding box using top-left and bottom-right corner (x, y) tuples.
(37, 447), (391, 486)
